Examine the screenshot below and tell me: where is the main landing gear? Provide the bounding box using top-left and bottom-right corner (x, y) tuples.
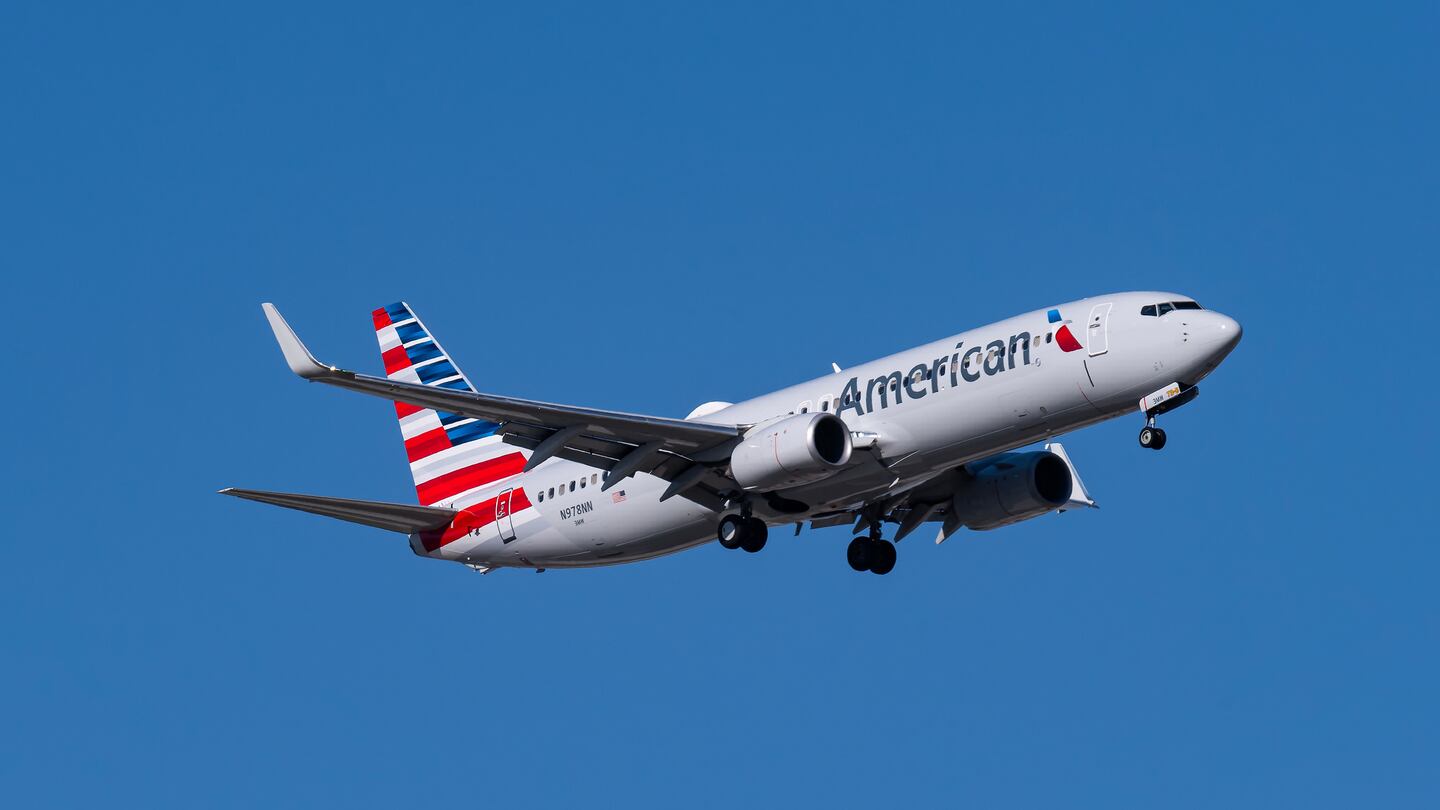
(717, 513), (768, 553)
(847, 531), (897, 576)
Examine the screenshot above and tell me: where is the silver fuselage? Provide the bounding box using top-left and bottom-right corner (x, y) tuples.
(427, 292), (1242, 569)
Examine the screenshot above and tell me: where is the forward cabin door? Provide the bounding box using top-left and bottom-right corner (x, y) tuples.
(1087, 302), (1113, 357)
(495, 488), (517, 543)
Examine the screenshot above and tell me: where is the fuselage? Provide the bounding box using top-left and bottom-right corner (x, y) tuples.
(416, 292), (1242, 569)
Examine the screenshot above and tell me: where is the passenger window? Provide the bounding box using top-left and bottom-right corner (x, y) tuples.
(548, 487), (555, 498)
(1141, 304), (1157, 316)
(1046, 333), (1053, 343)
(821, 400), (829, 411)
(537, 491), (544, 502)
(569, 481), (575, 492)
(579, 478), (585, 489)
(591, 473), (598, 485)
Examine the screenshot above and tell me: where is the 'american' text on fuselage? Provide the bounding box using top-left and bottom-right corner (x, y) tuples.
(838, 331), (1034, 417)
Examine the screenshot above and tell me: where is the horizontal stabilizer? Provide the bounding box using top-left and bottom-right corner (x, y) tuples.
(219, 488), (457, 534)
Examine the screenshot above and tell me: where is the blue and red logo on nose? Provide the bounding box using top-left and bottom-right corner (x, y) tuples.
(1047, 309), (1084, 352)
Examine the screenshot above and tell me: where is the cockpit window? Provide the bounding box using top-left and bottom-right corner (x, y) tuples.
(1142, 300), (1203, 316)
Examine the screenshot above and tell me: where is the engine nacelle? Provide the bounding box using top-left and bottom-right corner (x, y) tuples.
(951, 451), (1073, 531)
(730, 412), (853, 491)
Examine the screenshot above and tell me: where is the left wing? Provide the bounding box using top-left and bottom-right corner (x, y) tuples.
(262, 304), (743, 508)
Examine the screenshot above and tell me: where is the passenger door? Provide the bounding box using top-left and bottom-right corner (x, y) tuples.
(1087, 302), (1113, 357)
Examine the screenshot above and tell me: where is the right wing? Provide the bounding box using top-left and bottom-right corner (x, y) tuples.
(262, 304), (745, 508)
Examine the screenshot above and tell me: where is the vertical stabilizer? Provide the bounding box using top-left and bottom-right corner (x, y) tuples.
(371, 302), (528, 508)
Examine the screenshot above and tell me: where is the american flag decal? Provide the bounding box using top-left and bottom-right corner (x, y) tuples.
(611, 490), (627, 504)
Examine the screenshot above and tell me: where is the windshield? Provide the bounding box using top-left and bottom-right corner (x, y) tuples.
(1142, 300), (1203, 316)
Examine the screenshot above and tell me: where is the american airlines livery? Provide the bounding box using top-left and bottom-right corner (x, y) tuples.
(223, 293), (1241, 576)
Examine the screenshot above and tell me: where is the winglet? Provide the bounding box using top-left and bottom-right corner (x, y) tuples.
(1045, 442), (1098, 509)
(261, 303), (330, 379)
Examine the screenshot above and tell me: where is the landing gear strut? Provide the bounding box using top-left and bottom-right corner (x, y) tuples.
(847, 529), (897, 575)
(717, 514), (768, 553)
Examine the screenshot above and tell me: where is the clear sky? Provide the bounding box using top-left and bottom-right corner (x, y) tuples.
(2, 2), (1435, 807)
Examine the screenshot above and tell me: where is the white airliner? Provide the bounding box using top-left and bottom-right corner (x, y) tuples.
(223, 293), (1241, 575)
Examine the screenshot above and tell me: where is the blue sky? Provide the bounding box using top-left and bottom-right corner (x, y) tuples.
(2, 2), (1435, 806)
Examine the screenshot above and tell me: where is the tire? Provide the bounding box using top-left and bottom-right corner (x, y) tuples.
(1139, 427), (1155, 448)
(739, 518), (768, 553)
(847, 537), (873, 571)
(869, 540), (897, 575)
(717, 515), (744, 550)
(1151, 428), (1168, 450)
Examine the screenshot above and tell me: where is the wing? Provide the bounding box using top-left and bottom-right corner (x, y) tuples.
(220, 488), (458, 534)
(262, 304), (744, 509)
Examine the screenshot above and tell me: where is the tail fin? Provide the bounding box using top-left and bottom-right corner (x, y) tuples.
(371, 302), (526, 507)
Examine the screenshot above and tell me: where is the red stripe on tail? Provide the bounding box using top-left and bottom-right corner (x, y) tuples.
(415, 452), (527, 505)
(404, 427), (452, 462)
(382, 345), (411, 374)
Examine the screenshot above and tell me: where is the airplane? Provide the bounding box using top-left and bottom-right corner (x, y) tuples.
(222, 293), (1242, 576)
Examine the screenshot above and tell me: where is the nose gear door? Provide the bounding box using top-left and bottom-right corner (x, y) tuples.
(495, 488), (517, 543)
(1087, 302), (1113, 357)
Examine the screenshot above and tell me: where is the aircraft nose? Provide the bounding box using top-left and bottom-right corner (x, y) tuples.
(1199, 311), (1243, 357)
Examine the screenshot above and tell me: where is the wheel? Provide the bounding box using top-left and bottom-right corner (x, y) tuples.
(847, 537), (873, 571)
(1139, 427), (1155, 448)
(868, 539), (896, 575)
(739, 518), (768, 553)
(1150, 428), (1167, 450)
(717, 515), (744, 549)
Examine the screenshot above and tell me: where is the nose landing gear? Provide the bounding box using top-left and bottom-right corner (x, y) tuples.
(1138, 418), (1168, 450)
(1137, 381), (1197, 451)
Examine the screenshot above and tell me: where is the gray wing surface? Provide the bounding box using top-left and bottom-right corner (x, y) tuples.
(261, 304), (742, 509)
(220, 488), (458, 534)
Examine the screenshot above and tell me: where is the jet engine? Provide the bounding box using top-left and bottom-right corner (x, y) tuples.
(951, 451), (1073, 531)
(730, 412), (853, 491)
